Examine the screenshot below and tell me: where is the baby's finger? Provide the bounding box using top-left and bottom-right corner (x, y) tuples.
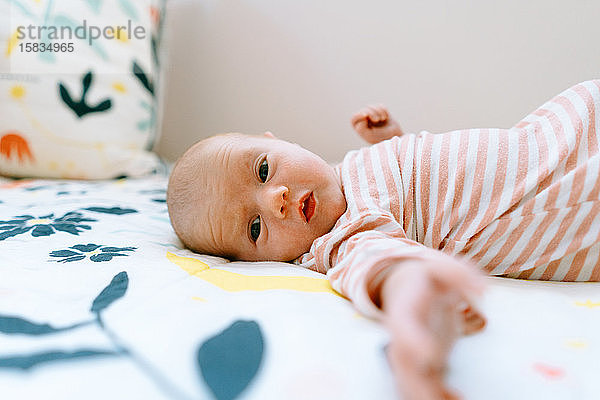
(352, 120), (372, 137)
(431, 259), (487, 297)
(426, 267), (486, 336)
(350, 111), (368, 127)
(367, 105), (387, 123)
(386, 345), (435, 400)
(376, 104), (390, 122)
(440, 386), (462, 400)
(378, 104), (389, 121)
(388, 344), (457, 400)
(458, 303), (487, 334)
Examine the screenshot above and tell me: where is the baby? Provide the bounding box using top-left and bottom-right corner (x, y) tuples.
(167, 80), (600, 400)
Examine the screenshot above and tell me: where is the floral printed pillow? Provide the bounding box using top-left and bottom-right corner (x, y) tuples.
(0, 0), (166, 179)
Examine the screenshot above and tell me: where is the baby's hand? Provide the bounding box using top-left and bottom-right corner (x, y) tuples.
(380, 257), (486, 400)
(351, 104), (404, 144)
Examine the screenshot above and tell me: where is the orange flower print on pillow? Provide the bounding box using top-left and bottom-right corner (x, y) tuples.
(0, 132), (35, 163)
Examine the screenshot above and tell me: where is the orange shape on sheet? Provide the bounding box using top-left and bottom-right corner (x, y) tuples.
(533, 362), (565, 380)
(0, 132), (35, 163)
(0, 179), (33, 189)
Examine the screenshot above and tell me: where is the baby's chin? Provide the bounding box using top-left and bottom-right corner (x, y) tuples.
(245, 227), (329, 262)
(276, 245), (312, 263)
(269, 238), (315, 263)
(275, 219), (341, 262)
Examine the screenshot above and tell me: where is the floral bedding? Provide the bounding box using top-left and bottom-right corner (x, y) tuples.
(0, 175), (391, 400)
(1, 175), (599, 400)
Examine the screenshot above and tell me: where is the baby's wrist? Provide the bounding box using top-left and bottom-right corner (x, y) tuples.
(379, 266), (406, 306)
(380, 260), (433, 309)
(370, 261), (416, 310)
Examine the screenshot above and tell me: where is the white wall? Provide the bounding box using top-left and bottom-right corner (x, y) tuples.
(156, 0), (600, 163)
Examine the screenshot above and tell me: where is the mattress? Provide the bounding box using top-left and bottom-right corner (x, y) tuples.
(1, 175), (598, 400)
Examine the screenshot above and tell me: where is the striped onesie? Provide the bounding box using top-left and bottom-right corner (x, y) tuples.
(296, 80), (600, 318)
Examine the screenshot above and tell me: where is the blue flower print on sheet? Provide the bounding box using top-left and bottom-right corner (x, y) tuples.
(0, 212), (97, 241)
(50, 244), (136, 263)
(83, 206), (137, 215)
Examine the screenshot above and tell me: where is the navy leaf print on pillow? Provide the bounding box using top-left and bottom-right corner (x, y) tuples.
(0, 212), (96, 241)
(50, 244), (136, 263)
(58, 71), (112, 118)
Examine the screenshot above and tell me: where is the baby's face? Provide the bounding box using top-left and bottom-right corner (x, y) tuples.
(193, 133), (346, 261)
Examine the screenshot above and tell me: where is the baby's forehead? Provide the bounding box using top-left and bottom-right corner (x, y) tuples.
(190, 132), (275, 203)
(195, 135), (254, 173)
(198, 134), (275, 175)
(192, 135), (253, 228)
(203, 133), (262, 151)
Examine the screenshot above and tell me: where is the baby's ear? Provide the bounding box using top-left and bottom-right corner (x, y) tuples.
(264, 131), (276, 139)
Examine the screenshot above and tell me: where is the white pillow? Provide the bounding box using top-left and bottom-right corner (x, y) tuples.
(0, 0), (166, 179)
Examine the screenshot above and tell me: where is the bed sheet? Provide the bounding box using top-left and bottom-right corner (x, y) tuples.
(0, 175), (598, 400)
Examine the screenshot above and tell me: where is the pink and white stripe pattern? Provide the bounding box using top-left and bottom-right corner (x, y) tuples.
(297, 80), (600, 318)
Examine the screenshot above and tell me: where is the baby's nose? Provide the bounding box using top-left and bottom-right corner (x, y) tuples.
(267, 185), (289, 219)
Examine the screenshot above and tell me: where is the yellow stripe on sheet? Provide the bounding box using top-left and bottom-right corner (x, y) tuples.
(574, 299), (600, 309)
(167, 252), (341, 296)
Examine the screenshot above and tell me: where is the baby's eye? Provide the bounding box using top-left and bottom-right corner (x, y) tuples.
(258, 159), (269, 182)
(250, 216), (261, 242)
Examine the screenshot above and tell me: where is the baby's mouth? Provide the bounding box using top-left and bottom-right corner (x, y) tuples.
(300, 192), (315, 223)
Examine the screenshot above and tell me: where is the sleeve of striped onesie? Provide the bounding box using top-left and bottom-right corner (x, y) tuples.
(317, 218), (470, 320)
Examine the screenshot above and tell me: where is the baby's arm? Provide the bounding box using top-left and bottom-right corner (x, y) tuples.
(374, 258), (486, 400)
(309, 213), (486, 399)
(351, 104), (404, 144)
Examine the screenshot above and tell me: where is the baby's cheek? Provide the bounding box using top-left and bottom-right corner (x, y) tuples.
(279, 229), (314, 259)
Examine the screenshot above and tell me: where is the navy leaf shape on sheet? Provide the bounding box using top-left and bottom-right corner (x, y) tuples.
(0, 272), (129, 372)
(0, 212), (96, 241)
(0, 316), (90, 335)
(32, 225), (53, 236)
(72, 243), (102, 252)
(23, 185), (52, 191)
(0, 350), (120, 370)
(138, 189), (166, 194)
(57, 190), (87, 196)
(91, 271), (129, 314)
(50, 244), (136, 263)
(198, 320), (264, 400)
(83, 206), (138, 215)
